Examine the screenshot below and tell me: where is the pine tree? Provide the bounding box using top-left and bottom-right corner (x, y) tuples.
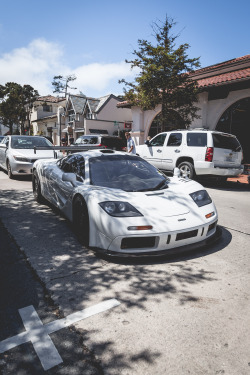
(119, 16), (201, 131)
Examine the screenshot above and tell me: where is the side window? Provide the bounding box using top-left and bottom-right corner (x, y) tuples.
(167, 133), (182, 146)
(150, 134), (167, 147)
(2, 137), (9, 145)
(187, 133), (207, 147)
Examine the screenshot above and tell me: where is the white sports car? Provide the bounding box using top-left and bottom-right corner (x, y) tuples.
(32, 149), (220, 256)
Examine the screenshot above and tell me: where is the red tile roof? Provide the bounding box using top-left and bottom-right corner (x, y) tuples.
(36, 95), (65, 103)
(197, 67), (250, 87)
(192, 55), (250, 87)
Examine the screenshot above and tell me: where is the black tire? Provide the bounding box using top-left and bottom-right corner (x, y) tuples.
(7, 160), (14, 179)
(73, 196), (89, 247)
(32, 170), (44, 203)
(178, 161), (195, 179)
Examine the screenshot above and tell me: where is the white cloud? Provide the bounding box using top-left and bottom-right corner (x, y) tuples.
(0, 39), (65, 94)
(73, 62), (136, 96)
(0, 39), (137, 97)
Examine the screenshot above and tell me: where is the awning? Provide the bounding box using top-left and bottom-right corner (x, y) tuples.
(75, 129), (85, 133)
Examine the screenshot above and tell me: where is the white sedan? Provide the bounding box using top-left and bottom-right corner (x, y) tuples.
(0, 135), (55, 179)
(32, 149), (220, 256)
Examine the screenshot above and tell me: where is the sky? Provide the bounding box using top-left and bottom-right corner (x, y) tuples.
(0, 0), (249, 98)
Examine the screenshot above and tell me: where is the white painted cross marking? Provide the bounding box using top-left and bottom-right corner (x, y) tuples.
(0, 298), (120, 371)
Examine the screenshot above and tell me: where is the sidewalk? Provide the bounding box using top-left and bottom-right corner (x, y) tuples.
(227, 174), (249, 184)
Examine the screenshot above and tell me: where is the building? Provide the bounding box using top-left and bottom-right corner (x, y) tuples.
(117, 55), (250, 163)
(65, 93), (132, 141)
(31, 95), (66, 144)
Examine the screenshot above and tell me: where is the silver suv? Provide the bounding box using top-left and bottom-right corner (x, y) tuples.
(136, 129), (243, 179)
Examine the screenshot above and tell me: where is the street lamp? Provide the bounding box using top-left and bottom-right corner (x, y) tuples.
(58, 108), (65, 145)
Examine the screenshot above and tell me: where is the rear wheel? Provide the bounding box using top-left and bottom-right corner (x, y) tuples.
(73, 196), (89, 247)
(32, 170), (44, 203)
(178, 161), (195, 179)
(7, 160), (14, 179)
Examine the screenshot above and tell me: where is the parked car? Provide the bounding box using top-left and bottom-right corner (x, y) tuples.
(32, 149), (219, 256)
(0, 135), (55, 179)
(136, 129), (244, 179)
(73, 135), (126, 151)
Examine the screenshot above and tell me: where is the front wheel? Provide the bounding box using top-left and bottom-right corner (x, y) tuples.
(178, 161), (195, 179)
(7, 160), (14, 179)
(32, 170), (44, 203)
(73, 196), (89, 247)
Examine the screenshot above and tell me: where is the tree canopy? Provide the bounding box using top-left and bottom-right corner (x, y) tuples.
(119, 16), (201, 130)
(52, 74), (77, 97)
(0, 83), (39, 134)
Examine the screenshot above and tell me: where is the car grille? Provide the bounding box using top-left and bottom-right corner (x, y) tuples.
(121, 237), (156, 249)
(176, 229), (198, 241)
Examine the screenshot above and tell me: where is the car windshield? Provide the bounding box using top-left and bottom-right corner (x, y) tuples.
(11, 136), (52, 149)
(89, 154), (169, 192)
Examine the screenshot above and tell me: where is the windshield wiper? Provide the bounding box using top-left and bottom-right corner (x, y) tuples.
(153, 180), (169, 190)
(137, 179), (168, 192)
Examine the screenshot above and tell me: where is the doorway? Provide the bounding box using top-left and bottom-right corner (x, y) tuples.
(216, 98), (250, 163)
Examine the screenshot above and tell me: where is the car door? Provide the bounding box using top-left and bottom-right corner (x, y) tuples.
(161, 132), (183, 171)
(141, 133), (167, 169)
(48, 154), (85, 209)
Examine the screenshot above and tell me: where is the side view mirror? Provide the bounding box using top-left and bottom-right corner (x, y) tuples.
(62, 172), (78, 187)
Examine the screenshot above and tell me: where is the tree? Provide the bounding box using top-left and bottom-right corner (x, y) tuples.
(52, 75), (77, 97)
(0, 83), (39, 134)
(119, 16), (201, 131)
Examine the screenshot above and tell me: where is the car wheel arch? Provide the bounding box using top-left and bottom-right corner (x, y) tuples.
(176, 156), (194, 168)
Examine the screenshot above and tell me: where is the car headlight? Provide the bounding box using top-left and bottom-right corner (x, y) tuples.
(99, 201), (143, 217)
(13, 156), (30, 162)
(190, 190), (212, 207)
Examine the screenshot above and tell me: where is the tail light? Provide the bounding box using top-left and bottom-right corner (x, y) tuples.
(205, 147), (213, 162)
(97, 144), (107, 148)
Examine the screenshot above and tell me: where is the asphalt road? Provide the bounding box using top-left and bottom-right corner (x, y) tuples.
(0, 169), (249, 375)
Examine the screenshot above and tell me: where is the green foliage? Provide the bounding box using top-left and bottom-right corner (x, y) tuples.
(52, 74), (77, 97)
(0, 83), (39, 134)
(119, 16), (201, 129)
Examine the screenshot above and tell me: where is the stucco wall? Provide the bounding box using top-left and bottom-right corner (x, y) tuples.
(130, 88), (250, 144)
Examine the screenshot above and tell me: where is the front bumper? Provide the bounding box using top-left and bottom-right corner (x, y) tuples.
(10, 161), (33, 175)
(101, 226), (222, 257)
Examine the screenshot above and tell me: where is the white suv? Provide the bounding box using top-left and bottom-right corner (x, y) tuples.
(136, 129), (243, 179)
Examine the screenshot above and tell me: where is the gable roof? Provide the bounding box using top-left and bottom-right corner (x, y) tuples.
(67, 95), (87, 113)
(67, 94), (121, 114)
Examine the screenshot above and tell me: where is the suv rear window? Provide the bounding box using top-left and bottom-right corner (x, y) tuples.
(101, 137), (125, 149)
(75, 136), (98, 145)
(212, 134), (241, 151)
(187, 133), (207, 147)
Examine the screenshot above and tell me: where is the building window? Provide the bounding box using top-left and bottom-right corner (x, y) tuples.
(42, 104), (52, 112)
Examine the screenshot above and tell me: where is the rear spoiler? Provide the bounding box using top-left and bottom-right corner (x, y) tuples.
(33, 146), (105, 158)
